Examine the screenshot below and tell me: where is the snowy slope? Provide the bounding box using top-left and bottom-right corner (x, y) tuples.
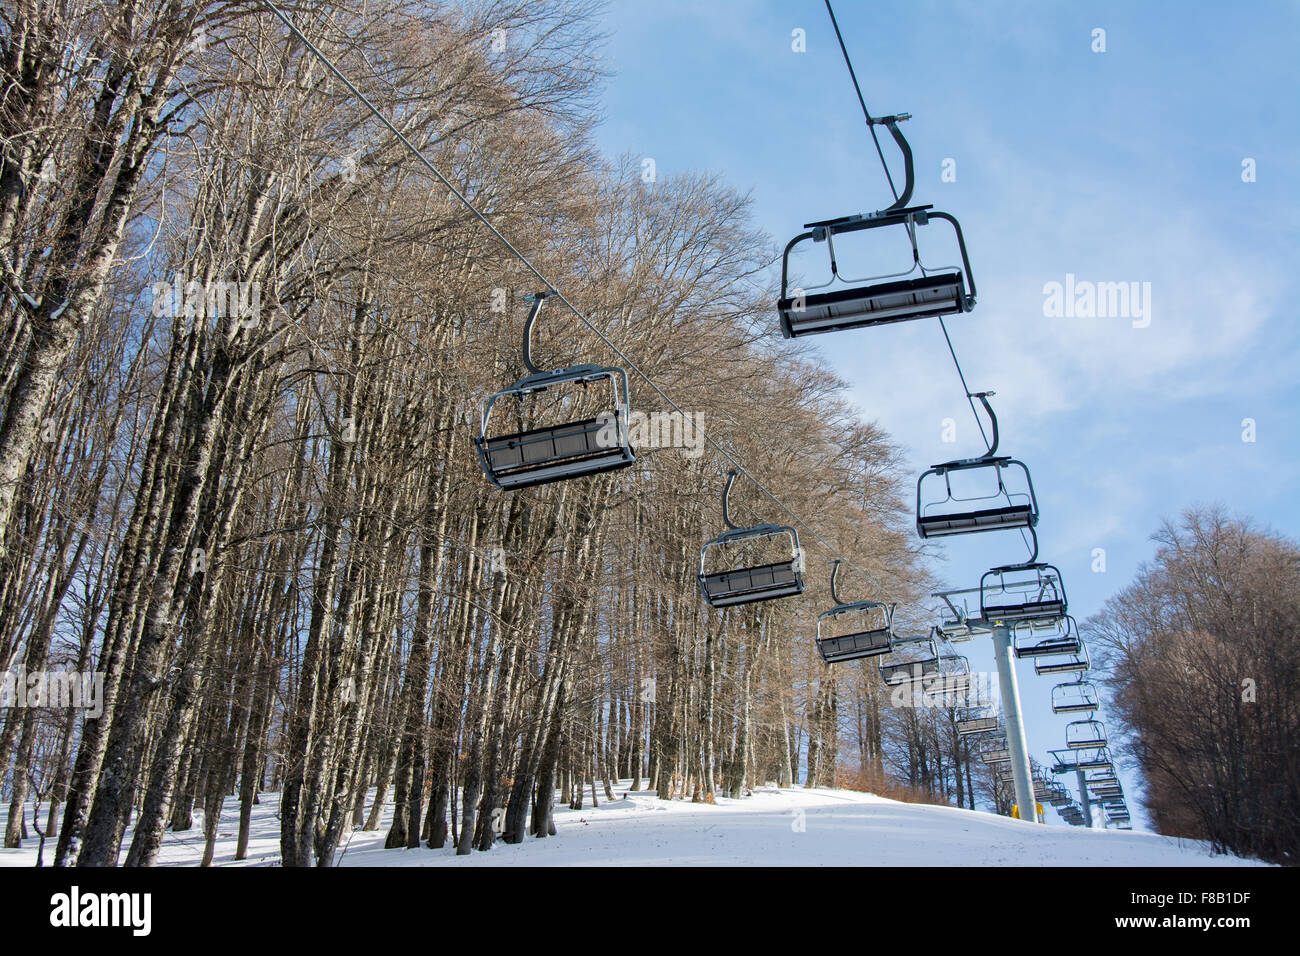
(0, 783), (1264, 867)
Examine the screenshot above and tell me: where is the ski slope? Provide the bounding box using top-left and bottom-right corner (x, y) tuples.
(1, 783), (1264, 868)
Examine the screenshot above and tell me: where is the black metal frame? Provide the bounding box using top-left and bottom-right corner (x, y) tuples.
(476, 292), (636, 489)
(915, 393), (1040, 542)
(1050, 679), (1100, 714)
(815, 560), (895, 663)
(980, 561), (1067, 625)
(1013, 615), (1082, 660)
(776, 115), (975, 338)
(698, 471), (804, 609)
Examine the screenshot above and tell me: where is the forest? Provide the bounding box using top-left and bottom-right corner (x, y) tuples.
(4, 0), (1291, 873)
(0, 0), (1019, 868)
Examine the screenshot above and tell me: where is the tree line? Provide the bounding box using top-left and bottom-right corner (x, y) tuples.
(1085, 506), (1300, 864)
(0, 0), (1018, 866)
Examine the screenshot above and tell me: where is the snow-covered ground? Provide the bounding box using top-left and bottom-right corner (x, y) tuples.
(0, 783), (1265, 867)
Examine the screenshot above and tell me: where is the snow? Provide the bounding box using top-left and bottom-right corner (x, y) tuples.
(0, 783), (1265, 867)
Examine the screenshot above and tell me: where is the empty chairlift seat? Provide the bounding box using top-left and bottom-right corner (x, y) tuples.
(932, 650), (974, 695)
(916, 458), (1039, 539)
(1085, 774), (1120, 790)
(776, 211), (975, 337)
(816, 560), (895, 663)
(776, 115), (976, 339)
(936, 617), (976, 643)
(1066, 719), (1108, 750)
(956, 715), (1000, 737)
(1051, 679), (1100, 714)
(1071, 747), (1115, 774)
(980, 745), (1013, 765)
(476, 292), (636, 490)
(1034, 640), (1090, 677)
(1050, 746), (1113, 775)
(698, 471), (804, 609)
(981, 562), (1068, 626)
(699, 533), (804, 608)
(1013, 615), (1082, 659)
(915, 393), (1040, 540)
(877, 633), (941, 686)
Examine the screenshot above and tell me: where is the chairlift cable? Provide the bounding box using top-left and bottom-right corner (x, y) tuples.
(261, 0), (883, 591)
(823, 0), (899, 203)
(823, 0), (991, 451)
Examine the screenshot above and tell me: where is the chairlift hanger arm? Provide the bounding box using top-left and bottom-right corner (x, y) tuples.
(871, 113), (914, 212)
(721, 468), (739, 530)
(521, 290), (554, 376)
(973, 391), (998, 458)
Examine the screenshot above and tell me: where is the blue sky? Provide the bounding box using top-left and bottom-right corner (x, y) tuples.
(589, 0), (1300, 824)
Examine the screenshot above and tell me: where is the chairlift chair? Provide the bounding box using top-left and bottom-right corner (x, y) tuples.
(1051, 679), (1100, 715)
(981, 748), (1012, 765)
(816, 560), (895, 663)
(934, 592), (994, 643)
(930, 649), (974, 696)
(1013, 615), (1083, 660)
(1050, 746), (1112, 775)
(1034, 641), (1090, 677)
(1085, 774), (1120, 790)
(777, 114), (975, 338)
(877, 633), (941, 686)
(981, 561), (1067, 625)
(698, 471), (804, 608)
(1066, 719), (1108, 750)
(956, 715), (999, 737)
(476, 292), (636, 489)
(937, 618), (973, 643)
(1074, 748), (1115, 773)
(915, 394), (1041, 542)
